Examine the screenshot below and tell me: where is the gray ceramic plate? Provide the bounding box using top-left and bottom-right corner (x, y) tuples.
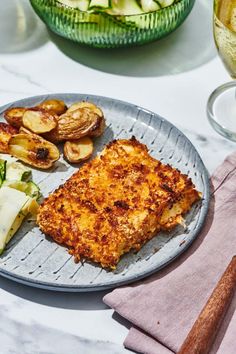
(0, 94), (210, 292)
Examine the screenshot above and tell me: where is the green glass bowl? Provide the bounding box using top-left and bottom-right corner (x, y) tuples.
(30, 0), (195, 48)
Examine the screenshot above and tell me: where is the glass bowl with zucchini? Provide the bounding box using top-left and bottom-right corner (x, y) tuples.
(30, 0), (195, 48)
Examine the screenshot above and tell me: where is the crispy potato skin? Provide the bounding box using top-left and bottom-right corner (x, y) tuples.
(38, 99), (67, 115)
(67, 101), (103, 117)
(8, 133), (60, 169)
(89, 115), (105, 137)
(0, 122), (18, 153)
(64, 137), (93, 163)
(4, 107), (26, 128)
(44, 107), (105, 142)
(67, 102), (105, 137)
(19, 126), (35, 135)
(37, 137), (200, 269)
(4, 101), (105, 142)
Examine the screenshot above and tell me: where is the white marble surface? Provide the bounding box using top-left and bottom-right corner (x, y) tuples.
(0, 0), (235, 353)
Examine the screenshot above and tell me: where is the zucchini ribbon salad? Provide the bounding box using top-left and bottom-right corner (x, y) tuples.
(59, 0), (176, 14)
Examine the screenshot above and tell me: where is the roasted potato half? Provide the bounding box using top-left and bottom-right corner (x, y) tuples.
(8, 133), (60, 169)
(64, 137), (93, 163)
(38, 99), (67, 115)
(67, 101), (105, 137)
(89, 114), (105, 137)
(0, 122), (18, 153)
(44, 107), (104, 142)
(22, 108), (58, 134)
(4, 107), (26, 128)
(67, 101), (103, 117)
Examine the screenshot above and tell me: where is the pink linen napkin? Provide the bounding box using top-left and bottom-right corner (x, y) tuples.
(104, 152), (236, 354)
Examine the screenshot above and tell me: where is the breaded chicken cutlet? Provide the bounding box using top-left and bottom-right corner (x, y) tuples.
(37, 137), (200, 269)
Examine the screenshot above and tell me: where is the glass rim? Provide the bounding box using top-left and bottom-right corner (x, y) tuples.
(207, 81), (236, 142)
(54, 0), (186, 17)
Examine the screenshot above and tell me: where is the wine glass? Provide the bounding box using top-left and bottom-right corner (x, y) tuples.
(207, 0), (236, 141)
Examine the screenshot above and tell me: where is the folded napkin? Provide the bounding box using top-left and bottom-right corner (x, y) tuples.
(104, 152), (236, 354)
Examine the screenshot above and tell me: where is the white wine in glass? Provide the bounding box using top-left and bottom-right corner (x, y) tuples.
(207, 0), (236, 141)
(214, 0), (236, 78)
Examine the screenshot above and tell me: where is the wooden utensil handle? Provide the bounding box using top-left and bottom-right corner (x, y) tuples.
(178, 256), (236, 354)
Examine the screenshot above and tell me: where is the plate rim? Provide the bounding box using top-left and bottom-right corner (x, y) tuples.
(0, 93), (210, 292)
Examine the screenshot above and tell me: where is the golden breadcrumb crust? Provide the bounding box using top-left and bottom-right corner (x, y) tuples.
(37, 137), (200, 269)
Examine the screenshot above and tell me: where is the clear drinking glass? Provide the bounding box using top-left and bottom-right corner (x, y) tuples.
(0, 0), (46, 54)
(207, 0), (236, 141)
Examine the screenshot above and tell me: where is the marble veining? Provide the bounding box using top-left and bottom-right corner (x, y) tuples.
(183, 128), (235, 174)
(0, 305), (127, 354)
(0, 64), (50, 92)
(0, 88), (33, 95)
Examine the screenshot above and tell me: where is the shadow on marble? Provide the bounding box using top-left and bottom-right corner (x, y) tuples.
(0, 276), (111, 310)
(0, 0), (48, 54)
(113, 312), (132, 331)
(48, 0), (216, 78)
